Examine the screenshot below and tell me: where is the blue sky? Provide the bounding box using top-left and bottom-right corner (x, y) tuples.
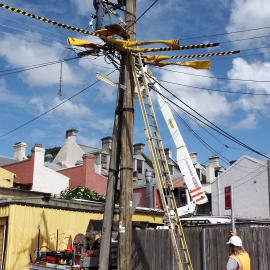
(0, 0), (270, 167)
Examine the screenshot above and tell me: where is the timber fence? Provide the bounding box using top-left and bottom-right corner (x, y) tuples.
(132, 223), (270, 270)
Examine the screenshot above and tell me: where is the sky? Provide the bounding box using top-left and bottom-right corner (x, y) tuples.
(0, 0), (270, 167)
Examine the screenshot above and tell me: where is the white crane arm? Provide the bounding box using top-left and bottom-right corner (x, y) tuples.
(151, 78), (208, 205)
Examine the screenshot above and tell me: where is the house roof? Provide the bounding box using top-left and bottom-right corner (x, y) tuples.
(211, 155), (267, 184)
(0, 156), (16, 166)
(0, 188), (163, 216)
(79, 144), (102, 155)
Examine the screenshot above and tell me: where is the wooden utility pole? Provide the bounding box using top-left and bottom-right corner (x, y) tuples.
(99, 1), (136, 269)
(118, 0), (136, 269)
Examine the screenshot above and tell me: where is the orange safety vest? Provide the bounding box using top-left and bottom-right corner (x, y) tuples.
(230, 251), (251, 270)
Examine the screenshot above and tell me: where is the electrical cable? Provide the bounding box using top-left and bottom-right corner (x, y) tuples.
(136, 0), (159, 23)
(157, 78), (270, 96)
(210, 166), (267, 200)
(160, 93), (231, 164)
(154, 89), (268, 173)
(0, 69), (116, 138)
(181, 25), (270, 41)
(125, 0), (159, 31)
(147, 75), (269, 159)
(153, 65), (270, 83)
(0, 56), (79, 78)
(219, 33), (270, 44)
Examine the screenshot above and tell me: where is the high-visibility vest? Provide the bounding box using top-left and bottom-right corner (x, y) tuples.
(230, 251), (251, 270)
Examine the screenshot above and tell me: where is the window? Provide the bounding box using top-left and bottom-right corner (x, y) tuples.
(137, 159), (143, 174)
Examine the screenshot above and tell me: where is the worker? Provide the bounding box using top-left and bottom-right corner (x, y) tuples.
(93, 0), (126, 30)
(226, 235), (251, 270)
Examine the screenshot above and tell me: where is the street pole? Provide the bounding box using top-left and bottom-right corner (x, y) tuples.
(99, 73), (124, 269)
(99, 1), (136, 269)
(118, 1), (136, 269)
(231, 184), (236, 233)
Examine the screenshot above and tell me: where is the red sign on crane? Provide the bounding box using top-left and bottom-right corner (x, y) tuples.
(225, 186), (231, 210)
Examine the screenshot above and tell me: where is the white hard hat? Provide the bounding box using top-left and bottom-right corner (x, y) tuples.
(226, 236), (243, 247)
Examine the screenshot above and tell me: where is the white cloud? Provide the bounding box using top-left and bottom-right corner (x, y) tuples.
(228, 58), (270, 117)
(158, 66), (232, 122)
(232, 113), (257, 130)
(78, 135), (100, 148)
(226, 0), (270, 47)
(0, 32), (80, 87)
(228, 58), (270, 94)
(30, 96), (91, 119)
(0, 79), (24, 106)
(71, 0), (93, 15)
(89, 118), (113, 131)
(52, 97), (91, 118)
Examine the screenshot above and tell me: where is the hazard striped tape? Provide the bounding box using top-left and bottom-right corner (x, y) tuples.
(0, 3), (102, 37)
(168, 50), (240, 59)
(128, 42), (220, 53)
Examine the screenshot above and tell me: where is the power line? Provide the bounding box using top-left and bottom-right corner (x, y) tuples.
(126, 0), (159, 31)
(153, 65), (270, 83)
(154, 87), (265, 174)
(211, 166), (267, 200)
(0, 69), (116, 138)
(0, 56), (79, 78)
(157, 78), (270, 96)
(148, 75), (269, 159)
(181, 25), (270, 41)
(162, 95), (231, 164)
(136, 0), (159, 23)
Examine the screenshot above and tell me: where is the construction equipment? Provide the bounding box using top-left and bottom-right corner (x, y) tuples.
(131, 54), (193, 270)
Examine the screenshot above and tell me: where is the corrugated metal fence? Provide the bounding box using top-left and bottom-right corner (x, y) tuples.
(132, 223), (270, 270)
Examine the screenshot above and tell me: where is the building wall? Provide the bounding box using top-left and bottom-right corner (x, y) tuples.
(58, 155), (107, 195)
(0, 168), (15, 188)
(211, 157), (269, 219)
(32, 147), (69, 194)
(2, 158), (34, 185)
(58, 165), (85, 188)
(1, 204), (163, 270)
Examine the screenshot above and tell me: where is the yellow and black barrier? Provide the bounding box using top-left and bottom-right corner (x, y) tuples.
(146, 60), (211, 70)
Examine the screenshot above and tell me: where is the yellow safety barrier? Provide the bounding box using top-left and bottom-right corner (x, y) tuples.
(147, 60), (211, 70)
(67, 37), (104, 49)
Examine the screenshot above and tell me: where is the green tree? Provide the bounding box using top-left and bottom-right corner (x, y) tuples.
(60, 187), (105, 202)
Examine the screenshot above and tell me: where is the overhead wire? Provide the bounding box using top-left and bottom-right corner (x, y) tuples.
(0, 69), (117, 138)
(181, 25), (270, 41)
(156, 78), (270, 96)
(158, 93), (231, 164)
(147, 74), (269, 159)
(125, 0), (159, 32)
(0, 56), (80, 78)
(155, 89), (262, 173)
(153, 66), (270, 83)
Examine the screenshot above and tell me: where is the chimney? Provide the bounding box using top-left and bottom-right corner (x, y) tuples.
(13, 142), (27, 161)
(206, 156), (220, 183)
(209, 156), (220, 168)
(31, 144), (45, 168)
(133, 143), (145, 155)
(65, 128), (78, 141)
(164, 148), (172, 159)
(101, 136), (112, 152)
(190, 152), (198, 164)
